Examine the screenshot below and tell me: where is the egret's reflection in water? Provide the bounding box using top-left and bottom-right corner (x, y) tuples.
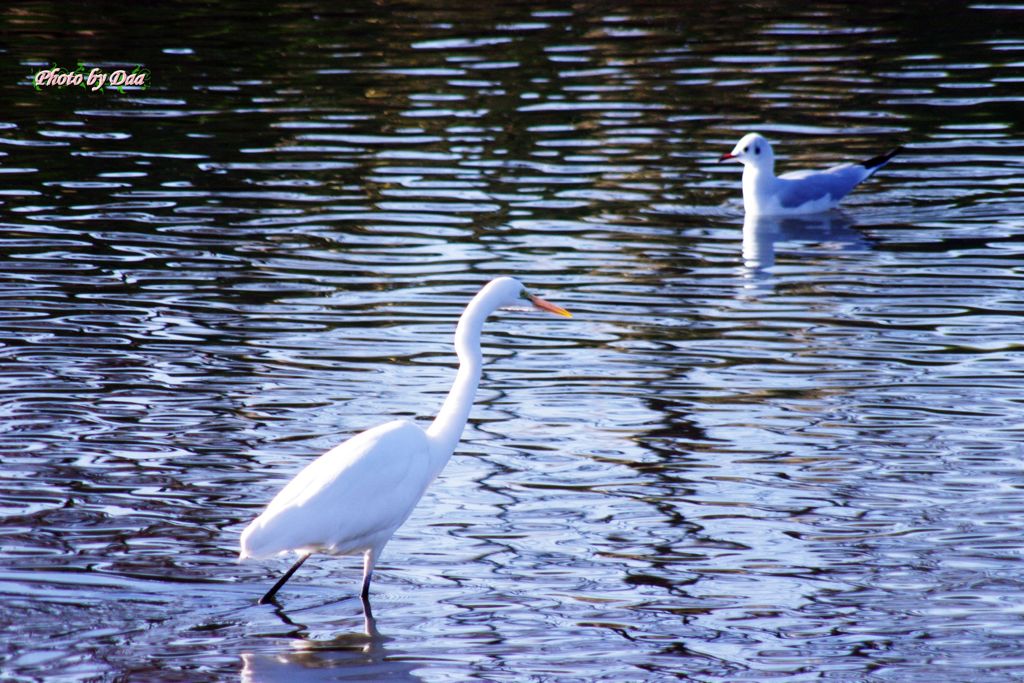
(241, 602), (422, 683)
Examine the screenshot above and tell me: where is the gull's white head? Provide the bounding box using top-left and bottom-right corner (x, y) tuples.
(719, 133), (774, 171)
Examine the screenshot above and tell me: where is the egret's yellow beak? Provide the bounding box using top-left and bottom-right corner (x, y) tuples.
(528, 294), (572, 318)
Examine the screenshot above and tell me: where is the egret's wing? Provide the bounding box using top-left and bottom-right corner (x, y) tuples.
(776, 163), (869, 209)
(264, 420), (422, 511)
(240, 419), (434, 559)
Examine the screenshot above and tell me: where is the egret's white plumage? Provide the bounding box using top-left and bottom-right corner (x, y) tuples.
(719, 133), (901, 216)
(240, 420), (432, 561)
(239, 276), (571, 606)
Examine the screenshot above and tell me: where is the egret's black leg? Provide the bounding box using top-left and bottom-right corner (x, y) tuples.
(360, 548), (376, 603)
(361, 591), (375, 628)
(259, 554), (309, 604)
(360, 570), (373, 602)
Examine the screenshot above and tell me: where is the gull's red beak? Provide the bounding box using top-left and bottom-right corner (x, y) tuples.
(719, 152), (736, 162)
(528, 294), (572, 318)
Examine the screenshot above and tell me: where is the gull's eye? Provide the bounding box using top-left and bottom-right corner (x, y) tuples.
(743, 146), (749, 153)
(755, 145), (761, 155)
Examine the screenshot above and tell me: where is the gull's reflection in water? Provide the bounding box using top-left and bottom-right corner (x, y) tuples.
(740, 211), (872, 286)
(241, 600), (422, 682)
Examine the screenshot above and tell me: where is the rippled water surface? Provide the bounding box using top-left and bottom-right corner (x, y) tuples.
(2, 1), (1024, 680)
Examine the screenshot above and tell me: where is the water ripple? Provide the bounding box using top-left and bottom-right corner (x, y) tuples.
(1, 2), (1023, 681)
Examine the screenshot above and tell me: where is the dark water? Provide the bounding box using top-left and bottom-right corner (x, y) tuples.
(2, 1), (1024, 680)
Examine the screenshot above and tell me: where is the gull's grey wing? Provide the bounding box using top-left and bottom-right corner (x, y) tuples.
(776, 163), (869, 209)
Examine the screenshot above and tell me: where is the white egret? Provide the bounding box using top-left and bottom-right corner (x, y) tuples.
(239, 277), (572, 606)
(719, 133), (901, 216)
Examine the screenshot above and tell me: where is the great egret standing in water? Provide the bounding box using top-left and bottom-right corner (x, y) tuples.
(239, 277), (572, 606)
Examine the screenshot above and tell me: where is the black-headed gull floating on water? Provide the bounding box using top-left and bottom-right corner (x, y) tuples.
(719, 133), (901, 216)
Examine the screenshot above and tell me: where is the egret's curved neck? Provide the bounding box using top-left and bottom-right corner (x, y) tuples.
(426, 293), (492, 472)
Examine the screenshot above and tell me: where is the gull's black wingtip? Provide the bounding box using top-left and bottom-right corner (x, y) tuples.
(862, 146), (903, 172)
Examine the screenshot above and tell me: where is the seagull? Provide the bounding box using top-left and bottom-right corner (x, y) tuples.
(719, 133), (902, 216)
